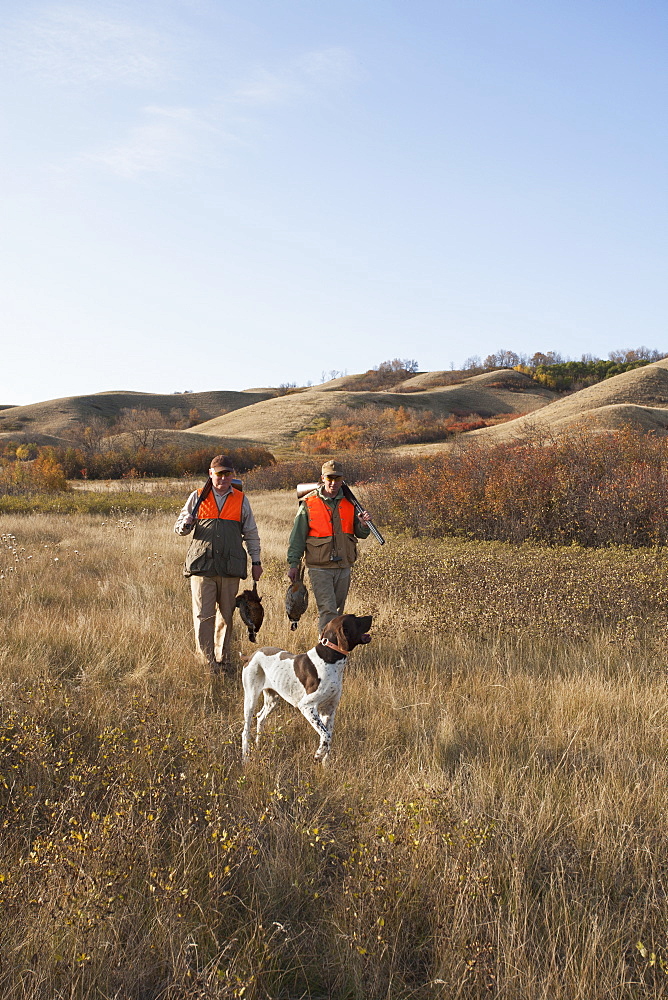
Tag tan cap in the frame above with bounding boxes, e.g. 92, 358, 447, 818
321, 459, 344, 478
210, 455, 235, 472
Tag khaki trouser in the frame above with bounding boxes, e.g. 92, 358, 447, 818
190, 575, 240, 666
308, 566, 352, 634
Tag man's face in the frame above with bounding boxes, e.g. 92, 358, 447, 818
210, 466, 234, 489
322, 474, 342, 497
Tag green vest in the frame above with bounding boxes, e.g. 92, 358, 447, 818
184, 517, 247, 579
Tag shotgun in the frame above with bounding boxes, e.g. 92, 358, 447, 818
296, 481, 385, 546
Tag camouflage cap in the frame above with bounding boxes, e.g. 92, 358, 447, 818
321, 459, 344, 478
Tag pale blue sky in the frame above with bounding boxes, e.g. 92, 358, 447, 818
1, 0, 666, 404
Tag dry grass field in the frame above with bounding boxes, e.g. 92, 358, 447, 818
2, 491, 668, 998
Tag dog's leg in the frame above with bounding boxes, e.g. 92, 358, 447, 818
297, 702, 332, 763
319, 705, 337, 739
241, 661, 264, 760
255, 689, 280, 747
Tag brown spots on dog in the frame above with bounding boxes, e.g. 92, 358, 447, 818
279, 651, 292, 660
258, 646, 283, 656
293, 652, 320, 694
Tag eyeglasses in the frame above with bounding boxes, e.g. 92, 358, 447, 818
324, 475, 342, 482
210, 469, 233, 476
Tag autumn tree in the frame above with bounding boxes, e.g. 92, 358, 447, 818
115, 408, 167, 449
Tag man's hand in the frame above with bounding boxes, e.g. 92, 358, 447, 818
183, 514, 195, 527
287, 567, 299, 582
252, 563, 263, 582
356, 509, 372, 525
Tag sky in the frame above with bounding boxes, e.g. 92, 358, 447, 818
1, 0, 666, 405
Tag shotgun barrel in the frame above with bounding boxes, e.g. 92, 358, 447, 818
341, 482, 385, 546
295, 481, 385, 546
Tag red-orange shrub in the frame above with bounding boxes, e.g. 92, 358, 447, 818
366, 427, 668, 546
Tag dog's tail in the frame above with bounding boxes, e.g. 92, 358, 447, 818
239, 652, 253, 667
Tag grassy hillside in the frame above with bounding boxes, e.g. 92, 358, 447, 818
0, 388, 277, 448
466, 357, 668, 443
0, 372, 556, 454
185, 371, 555, 451
5, 359, 668, 460
393, 357, 668, 455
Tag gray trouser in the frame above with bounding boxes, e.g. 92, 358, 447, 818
190, 575, 240, 665
308, 566, 352, 634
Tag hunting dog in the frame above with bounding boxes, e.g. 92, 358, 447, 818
241, 613, 373, 763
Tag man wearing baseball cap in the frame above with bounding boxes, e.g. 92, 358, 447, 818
287, 459, 371, 633
175, 455, 263, 672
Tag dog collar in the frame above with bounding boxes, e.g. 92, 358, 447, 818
318, 636, 349, 656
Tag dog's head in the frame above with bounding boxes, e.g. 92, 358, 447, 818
322, 613, 373, 653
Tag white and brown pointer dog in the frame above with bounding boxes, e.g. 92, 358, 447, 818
241, 613, 373, 763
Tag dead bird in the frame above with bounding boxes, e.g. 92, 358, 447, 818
285, 565, 309, 631
235, 582, 264, 642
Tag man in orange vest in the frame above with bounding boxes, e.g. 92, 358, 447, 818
287, 459, 372, 633
175, 455, 263, 673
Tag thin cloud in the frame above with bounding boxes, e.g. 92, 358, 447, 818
297, 47, 359, 89
232, 46, 358, 107
8, 5, 169, 86
232, 68, 299, 106
144, 105, 218, 132
80, 103, 242, 177
79, 45, 358, 178
82, 111, 196, 177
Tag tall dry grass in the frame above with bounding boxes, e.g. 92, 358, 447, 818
1, 496, 668, 998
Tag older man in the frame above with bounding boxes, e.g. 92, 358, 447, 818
287, 459, 371, 633
175, 455, 262, 672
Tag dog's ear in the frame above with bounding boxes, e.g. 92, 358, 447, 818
334, 619, 351, 651
335, 616, 363, 651
321, 616, 348, 651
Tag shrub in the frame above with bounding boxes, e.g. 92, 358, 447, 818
34, 444, 275, 480
0, 454, 69, 495
366, 426, 668, 547
15, 443, 38, 461
244, 453, 422, 491
344, 358, 419, 390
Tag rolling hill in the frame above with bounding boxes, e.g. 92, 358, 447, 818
0, 389, 277, 448
4, 361, 668, 457
465, 358, 668, 443
168, 369, 556, 452
393, 359, 668, 455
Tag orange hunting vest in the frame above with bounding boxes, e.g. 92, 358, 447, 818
305, 495, 355, 537
196, 487, 244, 521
